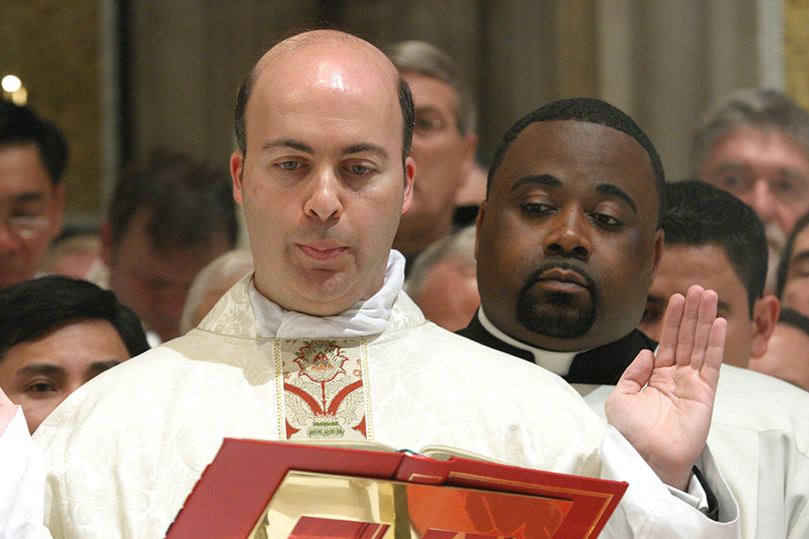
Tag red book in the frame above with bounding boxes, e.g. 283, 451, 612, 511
165, 439, 626, 539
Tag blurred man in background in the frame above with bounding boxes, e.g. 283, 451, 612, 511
101, 151, 238, 344
404, 225, 479, 331
639, 181, 779, 370
692, 88, 809, 292
0, 101, 68, 288
386, 41, 478, 274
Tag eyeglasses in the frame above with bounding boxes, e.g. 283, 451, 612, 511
709, 170, 809, 210
5, 215, 51, 239
413, 113, 459, 139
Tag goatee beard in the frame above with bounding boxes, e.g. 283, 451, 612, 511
516, 262, 598, 339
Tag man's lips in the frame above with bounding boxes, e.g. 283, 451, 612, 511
296, 243, 349, 262
536, 267, 588, 286
532, 267, 591, 292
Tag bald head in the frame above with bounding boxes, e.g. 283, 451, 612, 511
229, 28, 416, 316
235, 30, 414, 166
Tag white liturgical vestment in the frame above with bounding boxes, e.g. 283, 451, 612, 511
585, 364, 809, 539
24, 254, 739, 539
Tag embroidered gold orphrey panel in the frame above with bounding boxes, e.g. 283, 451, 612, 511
274, 339, 372, 441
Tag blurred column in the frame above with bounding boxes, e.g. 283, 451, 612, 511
785, 0, 809, 108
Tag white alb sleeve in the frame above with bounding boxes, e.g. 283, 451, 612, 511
0, 407, 45, 539
597, 425, 740, 539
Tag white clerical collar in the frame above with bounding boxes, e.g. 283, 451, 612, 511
477, 308, 589, 376
249, 250, 406, 339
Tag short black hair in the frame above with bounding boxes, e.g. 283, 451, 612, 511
778, 307, 809, 336
0, 100, 69, 186
0, 275, 150, 361
107, 150, 238, 253
660, 180, 768, 317
487, 97, 665, 205
776, 210, 809, 299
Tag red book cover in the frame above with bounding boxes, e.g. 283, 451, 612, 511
165, 438, 626, 539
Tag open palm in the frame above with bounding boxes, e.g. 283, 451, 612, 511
605, 285, 726, 490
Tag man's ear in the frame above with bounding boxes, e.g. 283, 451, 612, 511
99, 221, 114, 266
474, 200, 486, 261
457, 132, 479, 189
231, 150, 245, 206
751, 294, 780, 359
649, 229, 665, 285
46, 183, 66, 241
402, 156, 416, 214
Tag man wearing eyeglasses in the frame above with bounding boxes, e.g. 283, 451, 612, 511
0, 101, 67, 289
385, 41, 478, 275
693, 89, 809, 293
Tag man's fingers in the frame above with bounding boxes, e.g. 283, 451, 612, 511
703, 316, 726, 384
674, 285, 704, 366
657, 292, 685, 366
689, 288, 719, 370
613, 349, 656, 397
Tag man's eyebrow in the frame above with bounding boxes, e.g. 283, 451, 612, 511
509, 174, 561, 193
87, 360, 122, 377
260, 139, 314, 154
596, 183, 638, 213
343, 143, 389, 161
17, 363, 65, 378
258, 140, 389, 161
790, 250, 809, 268
9, 192, 47, 203
712, 161, 750, 172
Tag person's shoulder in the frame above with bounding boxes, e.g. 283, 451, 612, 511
33, 335, 235, 443
717, 363, 809, 400
714, 364, 809, 435
34, 345, 189, 432
407, 320, 577, 389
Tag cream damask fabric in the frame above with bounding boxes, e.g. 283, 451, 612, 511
30, 275, 741, 539
34, 276, 603, 539
585, 364, 809, 539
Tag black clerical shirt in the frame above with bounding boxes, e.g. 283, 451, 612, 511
457, 310, 657, 385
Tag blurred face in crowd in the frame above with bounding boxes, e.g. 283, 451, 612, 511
700, 127, 809, 290
639, 244, 778, 368
476, 120, 663, 351
750, 322, 809, 392
412, 258, 479, 332
393, 72, 476, 254
231, 33, 414, 316
0, 143, 64, 288
0, 320, 130, 433
103, 209, 231, 342
779, 224, 809, 317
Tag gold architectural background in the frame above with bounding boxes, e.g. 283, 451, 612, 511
0, 0, 101, 217
1, 0, 808, 222
786, 0, 809, 109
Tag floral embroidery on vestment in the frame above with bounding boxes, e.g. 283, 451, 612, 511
274, 338, 371, 441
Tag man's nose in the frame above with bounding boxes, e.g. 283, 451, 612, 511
154, 286, 190, 317
0, 221, 22, 253
303, 168, 344, 222
746, 179, 776, 222
543, 208, 591, 260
